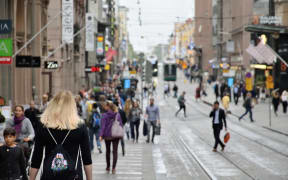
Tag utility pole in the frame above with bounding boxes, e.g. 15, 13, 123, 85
217, 0, 223, 78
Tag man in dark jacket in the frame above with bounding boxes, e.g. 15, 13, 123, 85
175, 91, 187, 117
239, 92, 254, 122
24, 101, 41, 132
209, 101, 227, 152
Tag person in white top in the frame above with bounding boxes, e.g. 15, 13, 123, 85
281, 90, 288, 114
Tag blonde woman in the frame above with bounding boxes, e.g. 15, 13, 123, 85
29, 91, 92, 180
99, 101, 123, 174
124, 98, 132, 139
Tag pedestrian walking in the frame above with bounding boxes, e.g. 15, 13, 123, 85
75, 95, 83, 117
239, 93, 255, 122
233, 83, 240, 105
129, 101, 142, 143
175, 91, 187, 117
24, 100, 41, 132
39, 94, 49, 113
124, 98, 132, 140
87, 103, 102, 154
173, 84, 178, 98
113, 101, 127, 156
6, 105, 35, 161
164, 84, 169, 98
145, 98, 160, 144
272, 91, 280, 116
29, 91, 92, 180
220, 82, 226, 99
214, 82, 219, 101
0, 128, 28, 180
99, 101, 123, 174
281, 90, 288, 114
222, 93, 230, 114
209, 101, 227, 152
260, 86, 266, 102
195, 86, 201, 102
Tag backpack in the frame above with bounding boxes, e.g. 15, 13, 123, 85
41, 129, 80, 180
92, 112, 101, 129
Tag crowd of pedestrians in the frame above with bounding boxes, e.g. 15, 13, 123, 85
0, 75, 163, 179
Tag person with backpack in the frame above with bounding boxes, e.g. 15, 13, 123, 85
175, 91, 187, 117
129, 101, 142, 143
87, 103, 102, 154
0, 128, 28, 180
29, 91, 92, 180
99, 101, 123, 174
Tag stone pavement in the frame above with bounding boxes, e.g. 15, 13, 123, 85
177, 71, 288, 135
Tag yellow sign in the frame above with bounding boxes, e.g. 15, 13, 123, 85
182, 62, 187, 69
130, 70, 137, 74
266, 75, 274, 89
223, 69, 229, 73
245, 78, 253, 91
97, 36, 104, 42
104, 65, 110, 70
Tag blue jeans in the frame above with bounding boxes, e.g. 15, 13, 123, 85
239, 107, 254, 121
89, 127, 101, 151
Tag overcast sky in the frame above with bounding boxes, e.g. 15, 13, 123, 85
119, 0, 195, 53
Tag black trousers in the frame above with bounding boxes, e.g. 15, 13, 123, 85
175, 105, 186, 116
105, 138, 120, 169
130, 120, 140, 141
234, 93, 239, 105
282, 101, 287, 114
213, 124, 224, 149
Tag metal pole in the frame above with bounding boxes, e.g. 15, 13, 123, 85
269, 90, 272, 127
12, 11, 62, 58
44, 26, 87, 61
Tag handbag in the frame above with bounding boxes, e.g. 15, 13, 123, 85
143, 121, 148, 136
224, 132, 230, 144
155, 124, 161, 136
111, 113, 124, 138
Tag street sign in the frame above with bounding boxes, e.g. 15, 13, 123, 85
0, 20, 12, 34
44, 61, 58, 69
16, 56, 41, 68
62, 0, 74, 44
0, 57, 12, 64
0, 39, 12, 56
245, 77, 253, 91
266, 75, 274, 89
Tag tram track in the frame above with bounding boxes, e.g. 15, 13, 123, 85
186, 100, 288, 159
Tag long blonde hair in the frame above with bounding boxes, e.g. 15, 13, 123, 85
124, 98, 132, 117
41, 91, 83, 130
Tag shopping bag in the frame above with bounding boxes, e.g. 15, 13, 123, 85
111, 114, 124, 138
155, 124, 161, 136
224, 132, 230, 144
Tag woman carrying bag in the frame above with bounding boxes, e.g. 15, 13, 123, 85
99, 101, 123, 174
129, 101, 142, 143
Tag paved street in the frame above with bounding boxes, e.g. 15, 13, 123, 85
88, 70, 288, 180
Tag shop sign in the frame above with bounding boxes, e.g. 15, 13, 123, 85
0, 39, 12, 56
62, 0, 74, 43
104, 64, 110, 71
0, 57, 12, 64
130, 70, 137, 75
85, 13, 95, 51
96, 33, 105, 57
16, 56, 41, 68
226, 40, 235, 53
266, 75, 274, 89
246, 77, 253, 91
0, 20, 12, 34
0, 96, 5, 106
260, 16, 282, 25
44, 61, 58, 69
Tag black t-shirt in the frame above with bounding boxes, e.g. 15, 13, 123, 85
31, 123, 92, 180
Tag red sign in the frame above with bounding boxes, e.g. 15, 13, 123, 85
0, 56, 12, 64
106, 48, 117, 62
91, 66, 101, 72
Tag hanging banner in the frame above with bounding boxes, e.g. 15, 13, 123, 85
62, 0, 74, 44
86, 13, 95, 51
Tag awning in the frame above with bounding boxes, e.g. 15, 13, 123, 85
245, 24, 288, 34
105, 48, 117, 62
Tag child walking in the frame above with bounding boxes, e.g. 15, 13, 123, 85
0, 128, 28, 180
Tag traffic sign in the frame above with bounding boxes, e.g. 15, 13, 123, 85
16, 56, 41, 68
0, 39, 12, 56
